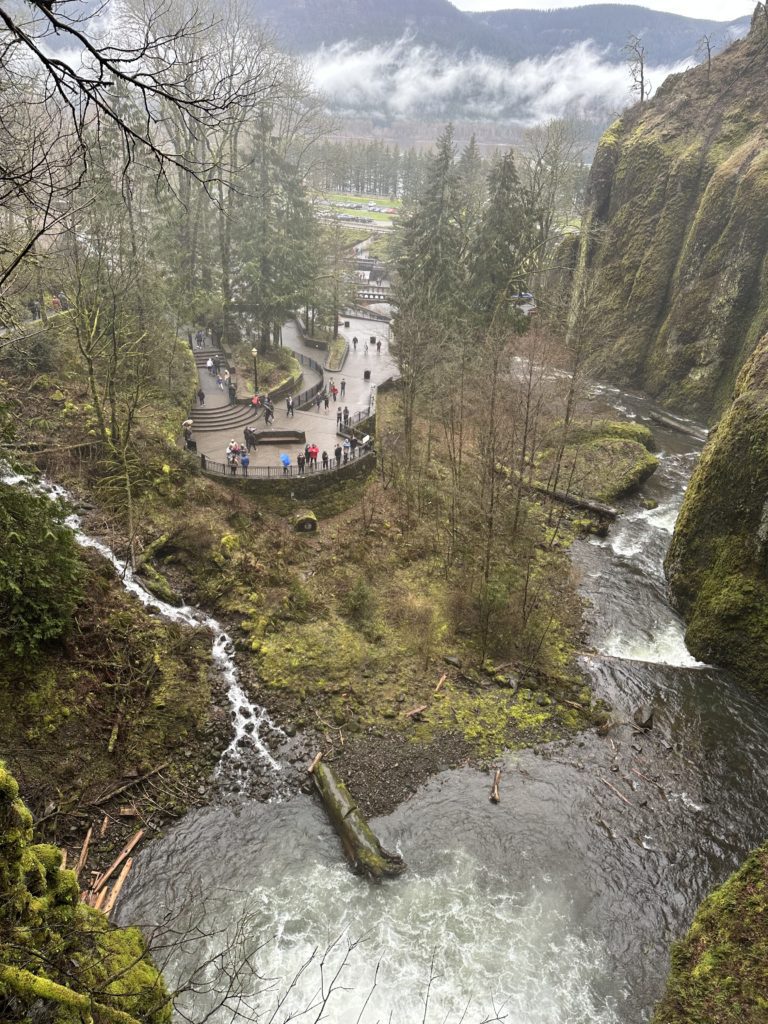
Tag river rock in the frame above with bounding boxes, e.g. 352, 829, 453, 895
443, 655, 462, 668
633, 704, 654, 730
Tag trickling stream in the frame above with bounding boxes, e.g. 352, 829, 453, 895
9, 375, 768, 1023
0, 468, 285, 787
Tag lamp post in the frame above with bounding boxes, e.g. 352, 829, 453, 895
251, 346, 259, 393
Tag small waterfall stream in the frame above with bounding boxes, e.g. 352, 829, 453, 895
0, 467, 284, 787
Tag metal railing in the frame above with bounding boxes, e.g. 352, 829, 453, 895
200, 447, 375, 480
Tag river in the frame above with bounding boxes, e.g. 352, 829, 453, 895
112, 384, 768, 1024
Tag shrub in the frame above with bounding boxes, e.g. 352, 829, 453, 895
341, 576, 377, 626
0, 482, 83, 656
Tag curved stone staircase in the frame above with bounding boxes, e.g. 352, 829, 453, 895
190, 349, 262, 437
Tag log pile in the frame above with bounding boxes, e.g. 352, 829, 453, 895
80, 829, 144, 918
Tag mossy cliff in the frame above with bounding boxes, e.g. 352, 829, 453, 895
653, 842, 768, 1024
577, 5, 768, 419
665, 330, 768, 686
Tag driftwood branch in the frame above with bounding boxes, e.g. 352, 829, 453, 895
91, 763, 169, 806
598, 776, 633, 807
92, 829, 145, 893
649, 411, 706, 440
74, 827, 92, 881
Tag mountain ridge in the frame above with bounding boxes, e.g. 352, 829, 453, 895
244, 0, 751, 64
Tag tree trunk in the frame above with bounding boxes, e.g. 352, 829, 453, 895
312, 760, 406, 882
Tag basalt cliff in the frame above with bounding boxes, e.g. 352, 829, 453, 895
577, 5, 768, 421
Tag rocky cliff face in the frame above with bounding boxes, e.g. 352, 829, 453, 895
578, 5, 768, 420
665, 330, 768, 686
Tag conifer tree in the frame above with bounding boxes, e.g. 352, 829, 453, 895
469, 150, 530, 320
396, 124, 465, 313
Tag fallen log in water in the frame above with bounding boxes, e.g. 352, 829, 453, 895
537, 484, 617, 520
311, 759, 406, 882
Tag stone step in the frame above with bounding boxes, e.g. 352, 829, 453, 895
192, 414, 259, 431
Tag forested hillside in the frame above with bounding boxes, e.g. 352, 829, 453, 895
244, 0, 749, 63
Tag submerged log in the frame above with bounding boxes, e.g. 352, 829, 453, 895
311, 760, 406, 882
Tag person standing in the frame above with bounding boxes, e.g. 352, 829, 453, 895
322, 450, 329, 470
376, 340, 382, 354
228, 381, 237, 405
206, 357, 214, 376
351, 436, 358, 458
334, 443, 342, 467
297, 451, 306, 476
197, 387, 205, 406
352, 337, 358, 351
315, 393, 322, 412
343, 406, 350, 427
340, 378, 346, 398
336, 407, 343, 429
343, 438, 351, 463
324, 393, 330, 411
241, 452, 250, 477
287, 396, 295, 417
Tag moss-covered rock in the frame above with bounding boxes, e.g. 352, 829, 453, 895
537, 420, 659, 503
576, 11, 768, 419
0, 762, 170, 1024
653, 841, 768, 1024
666, 331, 768, 685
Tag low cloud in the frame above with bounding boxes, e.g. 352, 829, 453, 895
309, 37, 691, 123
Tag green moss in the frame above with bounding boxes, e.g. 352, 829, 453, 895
563, 419, 658, 451
579, 23, 768, 418
424, 683, 572, 757
0, 762, 171, 1024
653, 842, 768, 1024
666, 331, 768, 686
538, 430, 658, 503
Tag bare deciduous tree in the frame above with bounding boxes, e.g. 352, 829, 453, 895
623, 34, 651, 105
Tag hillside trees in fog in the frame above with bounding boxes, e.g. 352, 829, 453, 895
308, 138, 432, 199
0, 0, 334, 341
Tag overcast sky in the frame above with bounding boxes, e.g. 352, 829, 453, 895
454, 1, 755, 18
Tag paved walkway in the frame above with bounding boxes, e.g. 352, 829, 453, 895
190, 315, 396, 472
